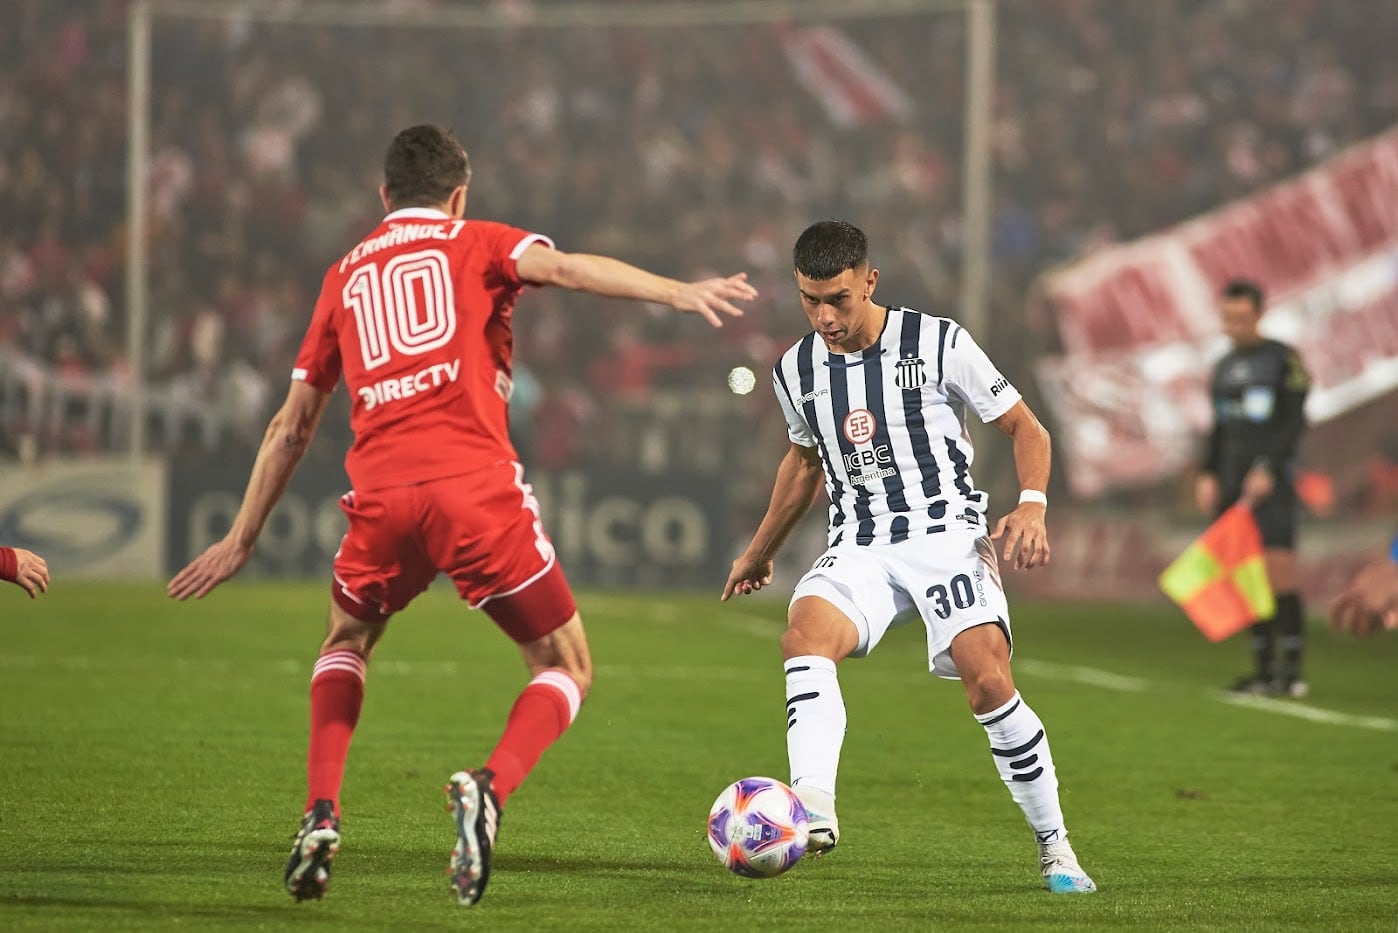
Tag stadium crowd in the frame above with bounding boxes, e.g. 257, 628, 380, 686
1, 0, 1395, 506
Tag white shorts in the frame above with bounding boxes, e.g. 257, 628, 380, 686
789, 532, 1011, 679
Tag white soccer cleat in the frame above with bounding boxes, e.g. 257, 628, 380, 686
445, 769, 501, 907
792, 784, 840, 857
284, 800, 340, 902
1039, 837, 1097, 894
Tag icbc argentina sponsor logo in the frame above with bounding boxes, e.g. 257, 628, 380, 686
843, 409, 876, 444
841, 409, 895, 485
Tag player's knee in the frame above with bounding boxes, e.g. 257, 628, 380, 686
561, 656, 593, 700
320, 632, 373, 658
780, 624, 808, 659
523, 615, 593, 699
963, 670, 1014, 714
321, 607, 384, 658
783, 597, 860, 661
780, 622, 849, 663
526, 659, 591, 704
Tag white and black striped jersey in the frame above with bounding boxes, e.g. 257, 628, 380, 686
773, 306, 1021, 548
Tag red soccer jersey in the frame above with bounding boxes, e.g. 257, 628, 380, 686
292, 207, 552, 492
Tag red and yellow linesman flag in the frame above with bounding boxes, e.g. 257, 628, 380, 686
1159, 504, 1275, 642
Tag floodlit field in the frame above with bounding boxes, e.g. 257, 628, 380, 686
2, 583, 1396, 931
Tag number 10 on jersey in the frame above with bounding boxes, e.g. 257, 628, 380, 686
343, 249, 456, 370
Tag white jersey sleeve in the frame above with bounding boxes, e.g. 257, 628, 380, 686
773, 367, 817, 447
942, 325, 1021, 423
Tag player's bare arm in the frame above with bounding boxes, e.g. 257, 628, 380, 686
514, 243, 757, 328
722, 443, 824, 601
989, 400, 1052, 571
168, 381, 332, 600
1, 546, 50, 598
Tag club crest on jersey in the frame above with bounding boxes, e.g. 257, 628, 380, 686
843, 408, 877, 444
894, 357, 927, 390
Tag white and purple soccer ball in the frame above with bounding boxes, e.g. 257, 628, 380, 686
706, 776, 809, 878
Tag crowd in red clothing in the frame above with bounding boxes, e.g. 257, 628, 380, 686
1, 0, 1394, 494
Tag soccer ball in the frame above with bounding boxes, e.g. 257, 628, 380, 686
706, 776, 809, 878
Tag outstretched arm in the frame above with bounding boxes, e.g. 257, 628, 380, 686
514, 244, 757, 328
722, 443, 824, 600
168, 380, 332, 600
988, 400, 1052, 571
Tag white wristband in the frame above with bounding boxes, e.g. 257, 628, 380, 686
1018, 489, 1048, 507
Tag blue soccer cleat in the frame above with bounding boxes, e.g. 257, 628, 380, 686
792, 783, 840, 857
1039, 836, 1097, 894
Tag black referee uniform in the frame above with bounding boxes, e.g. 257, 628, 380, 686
1203, 337, 1310, 691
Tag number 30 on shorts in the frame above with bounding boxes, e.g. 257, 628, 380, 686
926, 574, 975, 619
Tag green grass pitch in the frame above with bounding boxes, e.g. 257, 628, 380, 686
2, 582, 1396, 931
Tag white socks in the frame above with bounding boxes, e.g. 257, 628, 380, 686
975, 691, 1068, 844
782, 662, 1069, 844
784, 656, 846, 797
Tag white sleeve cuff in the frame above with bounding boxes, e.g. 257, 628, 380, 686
979, 388, 1021, 423
509, 233, 554, 260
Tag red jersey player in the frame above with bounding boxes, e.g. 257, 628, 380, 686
167, 125, 756, 907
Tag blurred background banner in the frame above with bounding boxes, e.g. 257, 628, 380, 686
166, 446, 728, 587
166, 445, 349, 579
777, 23, 916, 128
530, 469, 729, 588
1037, 129, 1398, 499
0, 458, 166, 579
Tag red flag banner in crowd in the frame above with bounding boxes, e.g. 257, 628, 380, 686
1034, 128, 1398, 498
777, 25, 913, 128
1158, 504, 1275, 642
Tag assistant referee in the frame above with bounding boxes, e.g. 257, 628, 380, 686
1195, 280, 1311, 697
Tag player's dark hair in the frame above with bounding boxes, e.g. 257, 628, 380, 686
793, 220, 869, 280
1221, 278, 1264, 312
383, 124, 471, 209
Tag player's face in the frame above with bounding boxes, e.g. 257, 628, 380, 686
796, 265, 880, 351
1220, 296, 1262, 345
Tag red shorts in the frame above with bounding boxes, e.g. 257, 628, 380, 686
330, 461, 576, 642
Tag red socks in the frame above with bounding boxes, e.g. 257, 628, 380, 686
305, 650, 367, 815
485, 671, 582, 806
302, 657, 580, 814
